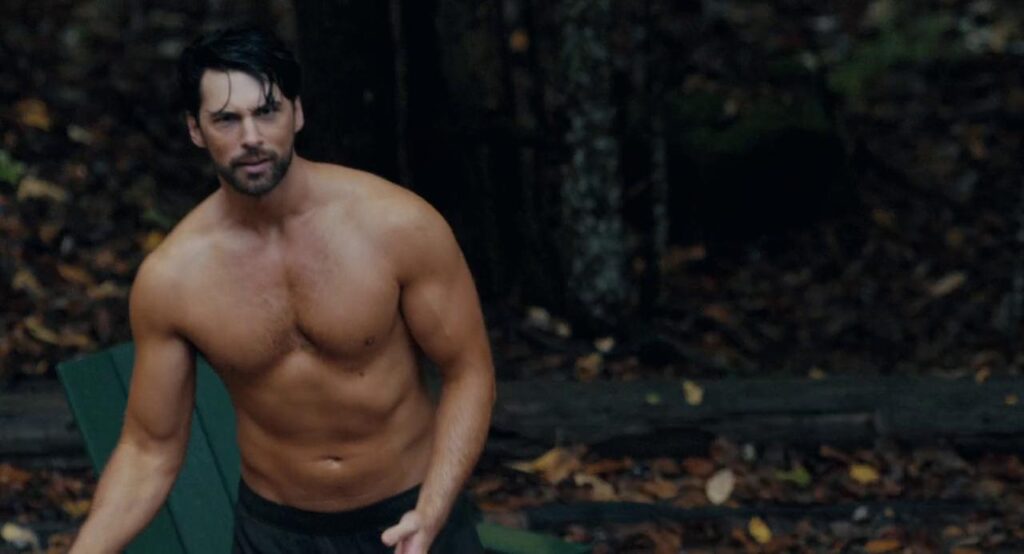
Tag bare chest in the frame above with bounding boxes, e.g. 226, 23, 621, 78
183, 237, 400, 374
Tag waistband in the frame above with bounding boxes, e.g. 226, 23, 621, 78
236, 479, 420, 535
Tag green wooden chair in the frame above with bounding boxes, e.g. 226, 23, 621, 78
57, 343, 587, 554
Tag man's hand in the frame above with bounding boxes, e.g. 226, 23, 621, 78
381, 510, 438, 554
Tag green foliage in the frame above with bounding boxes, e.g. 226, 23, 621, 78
671, 93, 832, 158
0, 149, 25, 186
476, 522, 591, 554
828, 12, 960, 101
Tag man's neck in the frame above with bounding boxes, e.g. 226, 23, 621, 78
218, 156, 314, 231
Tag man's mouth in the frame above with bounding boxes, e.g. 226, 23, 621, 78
234, 157, 272, 173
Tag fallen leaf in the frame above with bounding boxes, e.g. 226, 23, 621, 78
950, 547, 982, 554
864, 538, 902, 553
650, 457, 680, 476
808, 367, 827, 380
849, 463, 881, 484
775, 464, 812, 488
573, 472, 617, 501
507, 446, 582, 484
15, 98, 51, 130
470, 476, 503, 496
928, 272, 966, 298
87, 281, 128, 301
554, 320, 572, 338
748, 516, 772, 544
17, 176, 67, 202
1, 522, 40, 551
644, 526, 682, 554
524, 306, 550, 328
974, 368, 991, 384
11, 269, 45, 296
583, 457, 633, 475
61, 499, 91, 519
819, 445, 852, 463
641, 477, 680, 500
942, 525, 964, 539
139, 231, 165, 253
38, 223, 62, 244
593, 336, 615, 353
57, 264, 96, 287
645, 392, 662, 405
574, 353, 602, 382
682, 380, 704, 405
46, 530, 75, 553
58, 329, 95, 349
23, 317, 61, 345
1006, 394, 1019, 406
0, 464, 32, 491
66, 124, 96, 145
682, 457, 716, 478
706, 468, 735, 505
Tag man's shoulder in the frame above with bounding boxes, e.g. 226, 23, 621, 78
315, 163, 448, 240
132, 197, 221, 299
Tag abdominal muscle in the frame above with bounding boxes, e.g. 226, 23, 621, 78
220, 349, 437, 512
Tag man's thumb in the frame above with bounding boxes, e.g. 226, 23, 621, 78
381, 511, 421, 546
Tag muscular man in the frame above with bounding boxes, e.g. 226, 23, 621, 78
69, 28, 494, 553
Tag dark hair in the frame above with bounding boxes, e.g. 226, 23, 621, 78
177, 27, 301, 117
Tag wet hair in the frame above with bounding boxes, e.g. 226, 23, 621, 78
177, 27, 301, 118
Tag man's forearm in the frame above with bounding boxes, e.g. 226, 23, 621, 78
70, 440, 182, 554
415, 369, 495, 532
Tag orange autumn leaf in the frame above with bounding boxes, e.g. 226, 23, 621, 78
864, 538, 902, 553
748, 516, 772, 544
507, 447, 582, 484
849, 463, 881, 484
641, 477, 680, 500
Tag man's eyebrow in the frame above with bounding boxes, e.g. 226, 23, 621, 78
206, 108, 236, 117
253, 98, 282, 111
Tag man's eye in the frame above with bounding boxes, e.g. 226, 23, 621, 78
213, 115, 238, 124
256, 105, 279, 117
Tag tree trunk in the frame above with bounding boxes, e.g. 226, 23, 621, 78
396, 0, 504, 297
292, 0, 399, 181
558, 0, 629, 330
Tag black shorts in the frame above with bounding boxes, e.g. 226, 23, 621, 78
232, 480, 484, 553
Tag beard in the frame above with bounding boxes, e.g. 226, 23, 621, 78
215, 147, 293, 197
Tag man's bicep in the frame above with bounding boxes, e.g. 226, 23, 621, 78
398, 217, 490, 373
122, 263, 197, 448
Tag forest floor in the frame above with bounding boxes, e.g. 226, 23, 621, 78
4, 0, 1024, 552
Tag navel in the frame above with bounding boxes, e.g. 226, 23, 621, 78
319, 455, 344, 469
363, 336, 375, 347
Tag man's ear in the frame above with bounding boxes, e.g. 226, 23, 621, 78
293, 97, 305, 133
186, 113, 207, 148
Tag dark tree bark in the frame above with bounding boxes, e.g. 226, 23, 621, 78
292, 1, 399, 181
640, 0, 670, 311
558, 0, 630, 329
396, 0, 503, 297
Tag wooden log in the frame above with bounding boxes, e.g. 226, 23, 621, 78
516, 498, 983, 529
489, 377, 1024, 457
5, 376, 1024, 462
0, 382, 89, 467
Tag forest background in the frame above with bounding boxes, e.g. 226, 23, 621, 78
2, 0, 1024, 552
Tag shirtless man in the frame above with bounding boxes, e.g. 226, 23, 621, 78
69, 28, 494, 553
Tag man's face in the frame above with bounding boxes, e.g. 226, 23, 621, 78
187, 70, 304, 197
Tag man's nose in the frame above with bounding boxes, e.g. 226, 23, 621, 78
240, 117, 262, 147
